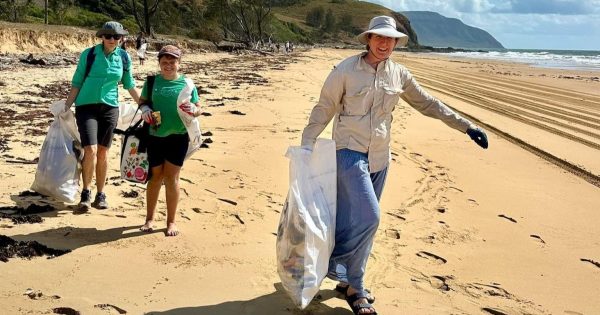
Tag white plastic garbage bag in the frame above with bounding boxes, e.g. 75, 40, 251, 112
276, 139, 337, 309
137, 43, 147, 59
31, 100, 82, 203
116, 102, 141, 132
176, 77, 202, 160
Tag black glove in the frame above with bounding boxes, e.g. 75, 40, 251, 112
467, 127, 488, 149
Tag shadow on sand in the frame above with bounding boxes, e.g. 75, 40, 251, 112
9, 225, 152, 251
146, 283, 352, 315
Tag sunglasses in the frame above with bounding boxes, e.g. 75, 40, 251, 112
103, 34, 122, 40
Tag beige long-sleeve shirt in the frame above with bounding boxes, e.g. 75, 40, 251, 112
301, 53, 475, 173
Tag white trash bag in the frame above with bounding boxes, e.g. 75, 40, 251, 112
276, 138, 337, 309
116, 101, 141, 132
137, 42, 148, 59
31, 100, 82, 203
176, 77, 202, 160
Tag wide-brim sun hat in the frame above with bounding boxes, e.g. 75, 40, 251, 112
357, 16, 408, 47
96, 21, 128, 37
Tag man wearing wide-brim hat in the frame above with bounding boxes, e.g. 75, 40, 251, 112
300, 15, 489, 315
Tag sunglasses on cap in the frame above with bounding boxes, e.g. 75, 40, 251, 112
103, 34, 122, 40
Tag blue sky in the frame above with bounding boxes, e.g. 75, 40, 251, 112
364, 0, 600, 50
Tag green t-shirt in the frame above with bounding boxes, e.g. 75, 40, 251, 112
72, 44, 135, 107
141, 74, 199, 137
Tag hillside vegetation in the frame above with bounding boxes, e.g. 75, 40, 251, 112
0, 0, 419, 47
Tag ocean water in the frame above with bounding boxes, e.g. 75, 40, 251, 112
438, 49, 600, 72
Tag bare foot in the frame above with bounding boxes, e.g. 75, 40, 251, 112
140, 220, 154, 232
165, 222, 179, 237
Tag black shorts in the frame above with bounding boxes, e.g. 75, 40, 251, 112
75, 103, 119, 148
147, 133, 189, 168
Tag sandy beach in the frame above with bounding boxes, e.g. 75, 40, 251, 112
1, 40, 599, 315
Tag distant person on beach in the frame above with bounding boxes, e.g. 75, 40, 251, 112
138, 45, 201, 237
64, 21, 140, 212
120, 35, 129, 50
136, 32, 147, 65
300, 15, 489, 315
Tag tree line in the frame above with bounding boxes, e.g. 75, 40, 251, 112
0, 0, 369, 47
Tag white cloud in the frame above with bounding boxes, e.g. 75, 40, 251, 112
363, 0, 600, 50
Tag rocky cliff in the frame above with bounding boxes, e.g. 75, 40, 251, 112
402, 11, 504, 50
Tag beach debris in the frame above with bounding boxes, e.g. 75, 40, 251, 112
24, 288, 60, 300
24, 288, 43, 299
203, 138, 213, 144
18, 190, 42, 197
229, 110, 246, 115
201, 131, 213, 137
94, 303, 127, 314
0, 214, 43, 224
200, 112, 212, 116
0, 235, 71, 262
208, 102, 225, 107
204, 189, 216, 194
529, 234, 546, 244
29, 81, 71, 99
217, 198, 237, 206
52, 307, 80, 315
232, 214, 245, 224
498, 214, 517, 223
436, 207, 446, 213
0, 137, 9, 152
4, 157, 38, 164
580, 258, 600, 269
19, 54, 47, 66
120, 190, 139, 198
416, 251, 447, 264
0, 204, 54, 215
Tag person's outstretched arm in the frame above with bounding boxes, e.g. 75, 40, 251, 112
301, 68, 344, 148
400, 68, 488, 149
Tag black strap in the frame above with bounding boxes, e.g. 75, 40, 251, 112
145, 75, 155, 108
83, 46, 129, 82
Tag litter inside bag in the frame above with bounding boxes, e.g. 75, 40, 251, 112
31, 100, 82, 203
276, 139, 336, 309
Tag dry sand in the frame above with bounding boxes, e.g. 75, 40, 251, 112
0, 38, 599, 315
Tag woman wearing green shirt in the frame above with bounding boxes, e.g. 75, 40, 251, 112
64, 21, 140, 212
138, 45, 201, 237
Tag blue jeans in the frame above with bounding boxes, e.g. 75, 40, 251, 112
327, 149, 388, 298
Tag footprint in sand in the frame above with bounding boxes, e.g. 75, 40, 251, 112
580, 258, 600, 269
482, 307, 508, 315
430, 275, 451, 291
530, 234, 546, 244
467, 199, 479, 206
385, 229, 400, 239
417, 251, 447, 264
498, 214, 517, 223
